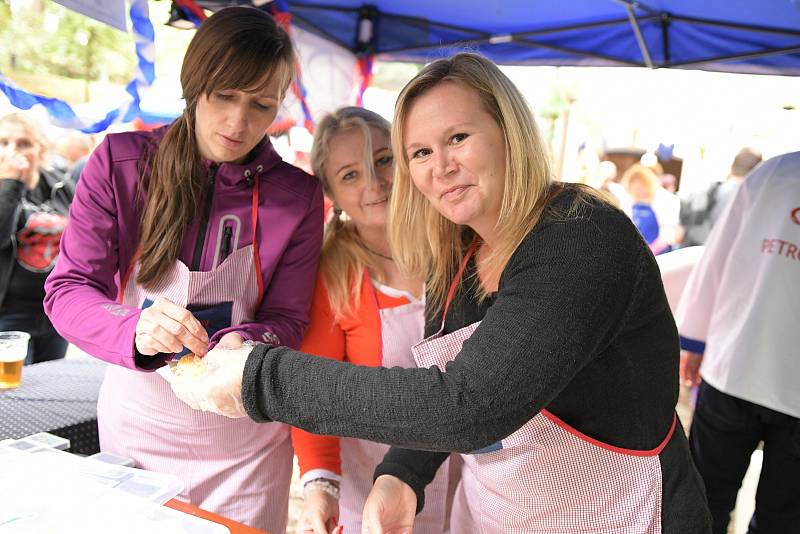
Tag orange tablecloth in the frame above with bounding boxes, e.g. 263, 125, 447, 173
165, 499, 268, 534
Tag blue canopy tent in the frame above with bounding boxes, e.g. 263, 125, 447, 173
193, 0, 800, 74
5, 0, 799, 132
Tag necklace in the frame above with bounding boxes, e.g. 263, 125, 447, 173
360, 241, 393, 261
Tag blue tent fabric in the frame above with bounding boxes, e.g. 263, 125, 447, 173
260, 0, 800, 74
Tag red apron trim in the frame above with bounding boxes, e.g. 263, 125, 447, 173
251, 180, 263, 304
441, 239, 480, 327
117, 179, 263, 304
540, 409, 677, 457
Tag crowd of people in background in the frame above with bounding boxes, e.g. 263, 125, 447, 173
584, 146, 764, 256
1, 7, 797, 534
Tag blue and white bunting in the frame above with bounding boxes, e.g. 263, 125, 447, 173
0, 0, 157, 133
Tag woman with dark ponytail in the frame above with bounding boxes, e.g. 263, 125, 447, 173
44, 7, 323, 531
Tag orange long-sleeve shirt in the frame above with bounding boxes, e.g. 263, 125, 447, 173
292, 269, 412, 478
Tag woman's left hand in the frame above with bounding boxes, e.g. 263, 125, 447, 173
362, 475, 416, 534
216, 332, 244, 349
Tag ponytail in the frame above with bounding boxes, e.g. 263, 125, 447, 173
136, 112, 206, 288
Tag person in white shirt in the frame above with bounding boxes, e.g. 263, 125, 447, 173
675, 151, 800, 534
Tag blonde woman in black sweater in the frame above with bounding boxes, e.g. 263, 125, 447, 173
193, 53, 711, 533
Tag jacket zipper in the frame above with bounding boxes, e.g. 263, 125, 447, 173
191, 164, 218, 271
219, 224, 233, 264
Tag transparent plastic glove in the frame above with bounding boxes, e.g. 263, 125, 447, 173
158, 341, 254, 418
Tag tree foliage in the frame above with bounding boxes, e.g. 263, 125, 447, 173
1, 0, 135, 83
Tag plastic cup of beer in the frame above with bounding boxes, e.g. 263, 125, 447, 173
0, 331, 30, 390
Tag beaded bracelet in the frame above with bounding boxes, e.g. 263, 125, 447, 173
303, 477, 340, 500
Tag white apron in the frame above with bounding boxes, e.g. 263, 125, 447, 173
412, 243, 677, 534
97, 182, 293, 533
337, 271, 454, 533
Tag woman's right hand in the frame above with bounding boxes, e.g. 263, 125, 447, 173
134, 297, 209, 356
0, 149, 31, 183
297, 486, 340, 534
362, 475, 416, 534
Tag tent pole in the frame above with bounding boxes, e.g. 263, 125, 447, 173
625, 5, 654, 68
515, 16, 658, 38
659, 14, 671, 64
666, 45, 800, 69
511, 39, 643, 67
669, 14, 800, 37
556, 95, 573, 181
378, 37, 640, 66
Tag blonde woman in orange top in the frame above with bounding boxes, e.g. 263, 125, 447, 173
294, 107, 455, 534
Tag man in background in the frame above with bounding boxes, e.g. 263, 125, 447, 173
676, 151, 799, 533
679, 147, 762, 247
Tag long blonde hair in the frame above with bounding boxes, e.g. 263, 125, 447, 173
137, 7, 294, 288
310, 107, 392, 319
388, 53, 596, 316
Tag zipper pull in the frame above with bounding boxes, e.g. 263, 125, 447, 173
220, 225, 233, 262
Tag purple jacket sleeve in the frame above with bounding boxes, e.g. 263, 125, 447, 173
210, 184, 323, 350
43, 138, 143, 369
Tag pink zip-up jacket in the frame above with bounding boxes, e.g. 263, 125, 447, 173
44, 126, 323, 370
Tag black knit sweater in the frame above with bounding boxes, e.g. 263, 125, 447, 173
243, 190, 711, 532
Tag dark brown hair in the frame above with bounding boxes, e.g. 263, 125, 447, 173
137, 7, 294, 287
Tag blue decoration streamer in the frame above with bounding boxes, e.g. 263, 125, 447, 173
0, 0, 156, 133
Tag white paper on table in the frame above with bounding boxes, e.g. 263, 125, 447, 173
0, 444, 229, 534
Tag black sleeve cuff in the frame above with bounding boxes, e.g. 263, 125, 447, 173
373, 448, 450, 515
373, 461, 427, 514
242, 343, 276, 423
133, 350, 169, 371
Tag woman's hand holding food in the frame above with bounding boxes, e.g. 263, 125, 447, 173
168, 342, 252, 418
195, 343, 249, 417
135, 297, 209, 357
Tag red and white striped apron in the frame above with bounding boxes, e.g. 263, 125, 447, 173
412, 244, 676, 533
337, 272, 455, 533
97, 182, 293, 533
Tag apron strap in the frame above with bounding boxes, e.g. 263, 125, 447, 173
117, 175, 264, 305
251, 179, 264, 304
440, 239, 480, 329
117, 248, 140, 304
363, 268, 384, 362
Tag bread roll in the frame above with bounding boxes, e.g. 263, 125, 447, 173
173, 354, 208, 379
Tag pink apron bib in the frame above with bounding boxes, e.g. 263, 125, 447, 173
97, 181, 293, 533
338, 272, 455, 533
412, 243, 676, 533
